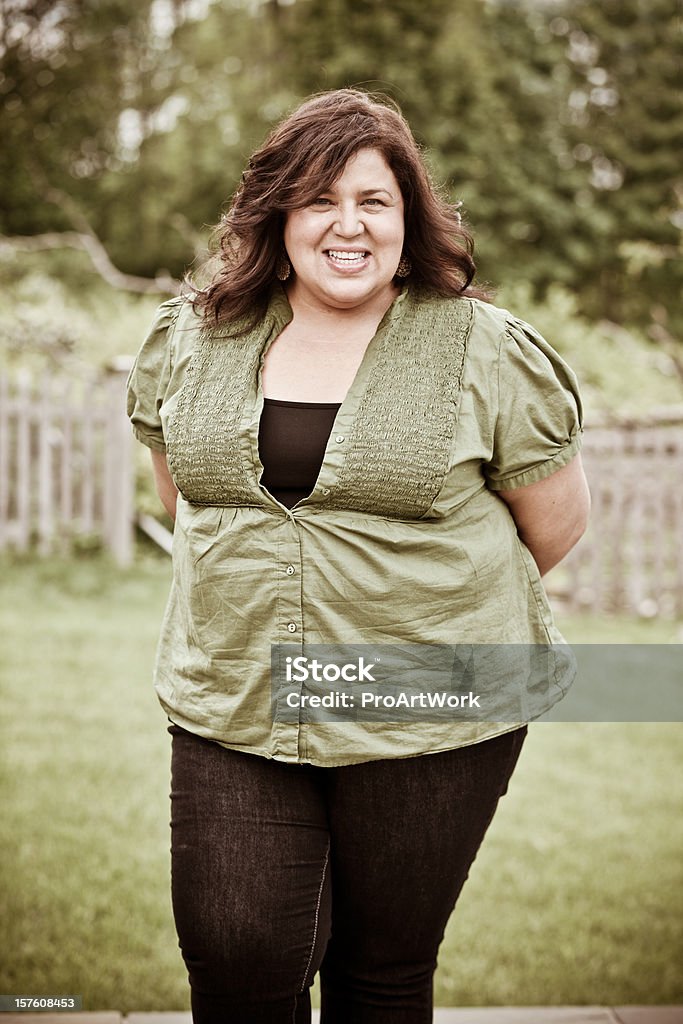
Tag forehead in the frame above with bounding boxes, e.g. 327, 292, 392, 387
330, 148, 400, 191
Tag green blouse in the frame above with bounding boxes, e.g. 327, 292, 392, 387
127, 286, 583, 766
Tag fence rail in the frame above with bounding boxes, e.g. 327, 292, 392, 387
1, 366, 682, 615
0, 359, 134, 566
547, 411, 683, 618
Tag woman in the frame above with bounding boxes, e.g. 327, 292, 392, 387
127, 89, 590, 1023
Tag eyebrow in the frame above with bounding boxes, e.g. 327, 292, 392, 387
359, 188, 394, 197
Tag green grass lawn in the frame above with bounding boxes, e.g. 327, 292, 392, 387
1, 553, 681, 1010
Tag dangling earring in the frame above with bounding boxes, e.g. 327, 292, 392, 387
276, 251, 291, 282
396, 255, 412, 279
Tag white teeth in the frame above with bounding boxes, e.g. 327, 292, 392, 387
327, 250, 367, 261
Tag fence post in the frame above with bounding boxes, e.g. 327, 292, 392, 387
0, 374, 8, 550
15, 370, 32, 552
37, 372, 55, 555
103, 357, 135, 567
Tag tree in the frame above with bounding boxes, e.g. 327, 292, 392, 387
100, 0, 298, 276
279, 0, 590, 295
557, 0, 683, 330
1, 0, 679, 336
0, 0, 248, 277
0, 0, 159, 230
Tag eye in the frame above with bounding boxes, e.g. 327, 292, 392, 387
363, 197, 386, 207
311, 197, 333, 207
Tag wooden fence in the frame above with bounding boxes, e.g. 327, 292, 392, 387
1, 365, 682, 614
0, 359, 134, 566
546, 409, 683, 618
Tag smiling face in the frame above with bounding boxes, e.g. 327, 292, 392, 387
282, 148, 405, 316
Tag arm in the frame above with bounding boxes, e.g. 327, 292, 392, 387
151, 449, 179, 521
497, 453, 590, 577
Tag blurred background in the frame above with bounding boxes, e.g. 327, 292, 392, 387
0, 0, 682, 1012
1, 0, 682, 371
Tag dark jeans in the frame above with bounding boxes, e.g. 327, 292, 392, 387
169, 724, 527, 1024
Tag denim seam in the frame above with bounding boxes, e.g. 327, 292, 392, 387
299, 838, 330, 993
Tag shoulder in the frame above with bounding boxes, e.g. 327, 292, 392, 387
463, 297, 537, 350
141, 294, 198, 348
408, 293, 516, 367
463, 299, 568, 377
405, 289, 478, 330
414, 295, 579, 398
468, 297, 511, 334
165, 293, 204, 331
131, 295, 203, 382
410, 291, 513, 334
153, 293, 204, 359
150, 294, 188, 329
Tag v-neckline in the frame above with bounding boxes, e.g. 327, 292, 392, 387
252, 286, 408, 512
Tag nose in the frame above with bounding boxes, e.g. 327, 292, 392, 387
333, 201, 363, 238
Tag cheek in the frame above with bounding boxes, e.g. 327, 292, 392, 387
284, 212, 321, 248
283, 216, 303, 255
385, 213, 405, 248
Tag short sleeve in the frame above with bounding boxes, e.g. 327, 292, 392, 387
126, 298, 184, 452
484, 316, 584, 491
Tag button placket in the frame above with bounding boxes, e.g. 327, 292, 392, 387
277, 514, 304, 644
272, 516, 305, 755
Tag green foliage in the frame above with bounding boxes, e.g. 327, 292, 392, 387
277, 0, 583, 291
0, 250, 170, 526
0, 251, 161, 374
0, 0, 680, 337
554, 0, 683, 329
496, 282, 683, 417
0, 0, 159, 230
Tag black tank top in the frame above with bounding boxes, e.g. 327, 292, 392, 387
258, 398, 341, 508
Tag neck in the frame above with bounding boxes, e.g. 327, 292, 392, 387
284, 282, 401, 332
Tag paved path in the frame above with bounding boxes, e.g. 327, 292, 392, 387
2, 1008, 681, 1023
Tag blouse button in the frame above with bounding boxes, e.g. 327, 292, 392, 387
335, 435, 345, 443
320, 486, 330, 495
286, 565, 295, 575
287, 622, 297, 633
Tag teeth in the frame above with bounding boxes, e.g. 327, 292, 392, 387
327, 250, 366, 261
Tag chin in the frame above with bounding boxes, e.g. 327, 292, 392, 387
326, 293, 375, 310
322, 281, 387, 305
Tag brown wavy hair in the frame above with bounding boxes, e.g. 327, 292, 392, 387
193, 88, 484, 326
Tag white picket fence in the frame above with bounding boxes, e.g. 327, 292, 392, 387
0, 358, 134, 566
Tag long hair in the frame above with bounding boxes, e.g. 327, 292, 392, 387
194, 89, 483, 327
